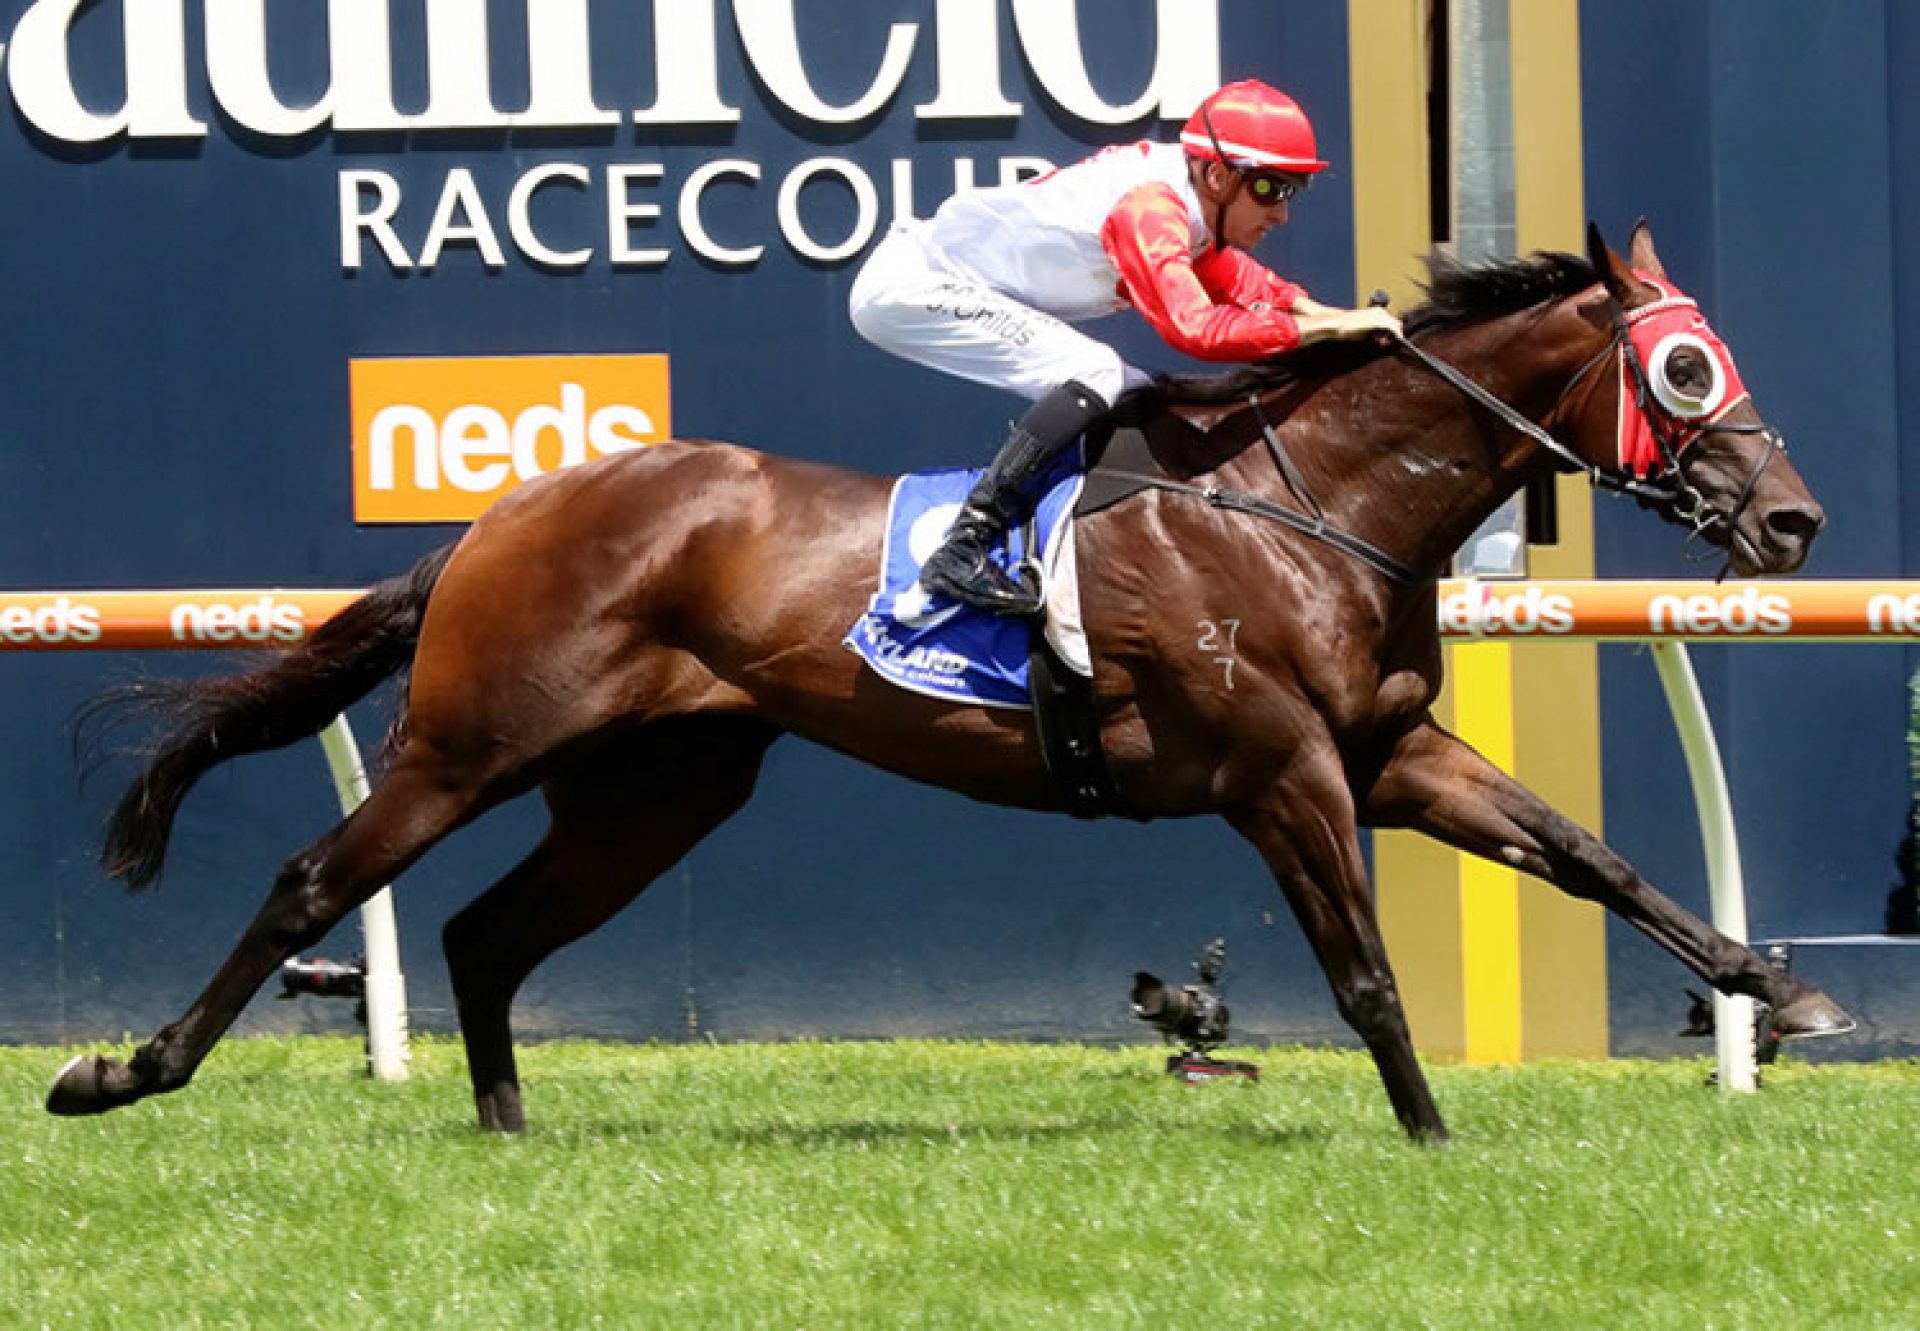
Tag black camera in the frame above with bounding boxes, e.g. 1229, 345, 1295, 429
1131, 937, 1231, 1049
278, 956, 367, 1001
1130, 938, 1258, 1082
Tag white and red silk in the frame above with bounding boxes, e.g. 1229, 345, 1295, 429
1100, 181, 1306, 362
1616, 272, 1751, 477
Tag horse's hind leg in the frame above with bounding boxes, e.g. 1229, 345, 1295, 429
1361, 719, 1854, 1036
48, 744, 495, 1116
444, 716, 779, 1132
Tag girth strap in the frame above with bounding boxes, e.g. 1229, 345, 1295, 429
1027, 633, 1123, 819
1017, 512, 1125, 819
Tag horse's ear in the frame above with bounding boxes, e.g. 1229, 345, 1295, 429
1627, 218, 1667, 281
1587, 220, 1648, 306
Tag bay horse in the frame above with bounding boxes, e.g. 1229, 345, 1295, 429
50, 222, 1851, 1143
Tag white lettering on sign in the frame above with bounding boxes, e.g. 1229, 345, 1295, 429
337, 155, 1053, 273
608, 165, 670, 268
0, 598, 103, 645
735, 0, 916, 125
1436, 587, 1577, 635
420, 169, 508, 271
778, 158, 882, 262
1011, 0, 1220, 125
1646, 589, 1794, 635
680, 161, 765, 265
509, 164, 594, 270
169, 598, 307, 645
1866, 593, 1920, 634
4, 0, 1220, 143
366, 383, 652, 496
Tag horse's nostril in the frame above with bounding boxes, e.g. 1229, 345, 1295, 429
1767, 504, 1825, 544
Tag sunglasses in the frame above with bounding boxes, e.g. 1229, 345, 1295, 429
1243, 171, 1306, 206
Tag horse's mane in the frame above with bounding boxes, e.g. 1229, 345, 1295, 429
1132, 248, 1599, 410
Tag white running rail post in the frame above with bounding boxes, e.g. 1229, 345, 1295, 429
1649, 642, 1757, 1093
315, 716, 410, 1082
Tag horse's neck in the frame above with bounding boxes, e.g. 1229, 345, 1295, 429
1176, 309, 1579, 582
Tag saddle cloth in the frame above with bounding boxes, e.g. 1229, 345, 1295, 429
843, 465, 1091, 709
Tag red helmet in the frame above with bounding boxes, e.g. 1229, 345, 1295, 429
1180, 80, 1327, 175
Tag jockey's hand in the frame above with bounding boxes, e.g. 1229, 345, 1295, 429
1294, 305, 1404, 346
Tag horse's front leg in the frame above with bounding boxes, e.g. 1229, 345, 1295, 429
1362, 719, 1853, 1037
1227, 748, 1450, 1143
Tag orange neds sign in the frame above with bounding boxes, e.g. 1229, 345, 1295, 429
350, 354, 672, 523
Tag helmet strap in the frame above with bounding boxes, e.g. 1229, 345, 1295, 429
1198, 103, 1244, 252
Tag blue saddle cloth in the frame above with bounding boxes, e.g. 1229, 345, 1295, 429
844, 463, 1083, 709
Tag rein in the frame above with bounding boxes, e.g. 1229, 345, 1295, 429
1102, 287, 1785, 586
1393, 332, 1641, 493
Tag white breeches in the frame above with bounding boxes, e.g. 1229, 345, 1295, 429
847, 225, 1151, 407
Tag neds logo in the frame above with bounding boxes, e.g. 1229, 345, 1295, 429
170, 598, 306, 645
1647, 588, 1793, 634
1437, 586, 1576, 635
1867, 593, 1920, 634
351, 354, 671, 523
0, 597, 102, 644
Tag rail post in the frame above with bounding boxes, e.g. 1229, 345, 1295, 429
1649, 642, 1757, 1093
315, 716, 410, 1082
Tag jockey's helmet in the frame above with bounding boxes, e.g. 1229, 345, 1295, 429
1180, 80, 1328, 175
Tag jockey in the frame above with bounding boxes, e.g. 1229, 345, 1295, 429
849, 79, 1403, 618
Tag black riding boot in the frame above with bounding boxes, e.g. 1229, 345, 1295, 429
920, 380, 1108, 617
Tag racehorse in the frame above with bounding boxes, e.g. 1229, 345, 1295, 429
49, 223, 1851, 1143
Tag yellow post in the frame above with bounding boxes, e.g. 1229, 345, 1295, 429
1352, 0, 1608, 1062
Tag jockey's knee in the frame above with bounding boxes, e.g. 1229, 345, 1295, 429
1064, 354, 1129, 409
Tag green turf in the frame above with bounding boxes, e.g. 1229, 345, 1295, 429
2, 1037, 1916, 1329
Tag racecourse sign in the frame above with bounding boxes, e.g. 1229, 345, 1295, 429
1, 0, 1221, 270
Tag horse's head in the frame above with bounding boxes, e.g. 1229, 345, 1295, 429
1561, 222, 1824, 576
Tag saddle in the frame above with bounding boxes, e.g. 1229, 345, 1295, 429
846, 403, 1267, 819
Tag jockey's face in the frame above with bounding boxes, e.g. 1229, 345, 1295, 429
1197, 160, 1296, 251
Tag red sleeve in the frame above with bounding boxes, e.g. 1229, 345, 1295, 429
1192, 245, 1308, 314
1099, 182, 1302, 361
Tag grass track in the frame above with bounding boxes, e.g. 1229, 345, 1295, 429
3, 1037, 1917, 1329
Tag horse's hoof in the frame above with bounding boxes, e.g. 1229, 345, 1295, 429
46, 1054, 139, 1116
1771, 989, 1856, 1039
475, 1086, 527, 1134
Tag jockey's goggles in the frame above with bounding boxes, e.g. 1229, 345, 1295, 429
1243, 171, 1307, 206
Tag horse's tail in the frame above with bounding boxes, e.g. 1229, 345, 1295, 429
91, 544, 457, 891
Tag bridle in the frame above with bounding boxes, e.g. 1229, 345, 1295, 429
1394, 290, 1790, 569
1604, 300, 1788, 566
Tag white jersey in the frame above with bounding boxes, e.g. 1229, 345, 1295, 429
849, 139, 1305, 406
918, 141, 1210, 322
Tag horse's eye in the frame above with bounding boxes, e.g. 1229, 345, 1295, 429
1664, 345, 1714, 397
1647, 334, 1726, 418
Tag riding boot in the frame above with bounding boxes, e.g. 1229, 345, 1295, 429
920, 380, 1108, 617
